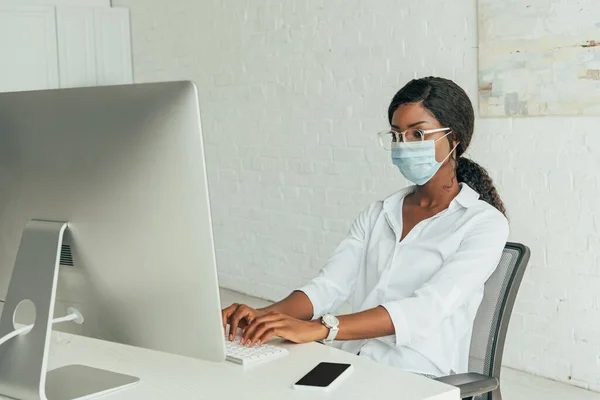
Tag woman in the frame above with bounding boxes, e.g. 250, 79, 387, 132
221, 77, 509, 377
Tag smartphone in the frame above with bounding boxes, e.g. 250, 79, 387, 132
292, 362, 353, 392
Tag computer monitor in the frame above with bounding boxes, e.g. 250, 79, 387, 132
0, 81, 226, 363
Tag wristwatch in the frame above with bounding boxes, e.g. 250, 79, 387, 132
321, 314, 340, 343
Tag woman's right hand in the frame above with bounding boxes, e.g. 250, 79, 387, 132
221, 303, 267, 340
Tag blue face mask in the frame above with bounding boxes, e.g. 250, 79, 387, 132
391, 133, 458, 186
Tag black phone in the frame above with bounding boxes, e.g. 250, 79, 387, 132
292, 362, 353, 391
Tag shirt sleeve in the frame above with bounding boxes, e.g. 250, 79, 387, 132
380, 210, 509, 347
297, 203, 379, 319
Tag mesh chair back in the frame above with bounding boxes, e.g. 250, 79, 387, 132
468, 243, 530, 400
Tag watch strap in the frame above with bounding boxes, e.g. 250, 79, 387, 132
324, 325, 339, 342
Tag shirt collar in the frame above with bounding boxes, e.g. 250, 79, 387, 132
382, 183, 480, 236
383, 183, 481, 215
454, 183, 480, 208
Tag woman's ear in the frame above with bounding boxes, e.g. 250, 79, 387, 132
451, 132, 460, 150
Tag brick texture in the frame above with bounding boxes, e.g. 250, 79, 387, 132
113, 0, 600, 390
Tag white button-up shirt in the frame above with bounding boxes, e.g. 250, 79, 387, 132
299, 183, 509, 376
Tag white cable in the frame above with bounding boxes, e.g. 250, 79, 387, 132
0, 307, 84, 347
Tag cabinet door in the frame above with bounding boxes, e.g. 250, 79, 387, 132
57, 7, 97, 88
0, 1, 110, 7
0, 6, 59, 92
94, 8, 133, 86
57, 7, 133, 88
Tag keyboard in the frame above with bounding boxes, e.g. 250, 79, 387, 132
225, 336, 289, 366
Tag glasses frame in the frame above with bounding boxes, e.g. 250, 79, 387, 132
377, 127, 451, 150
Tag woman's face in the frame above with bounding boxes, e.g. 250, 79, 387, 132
391, 103, 457, 163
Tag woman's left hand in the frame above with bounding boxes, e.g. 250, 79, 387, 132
241, 312, 328, 346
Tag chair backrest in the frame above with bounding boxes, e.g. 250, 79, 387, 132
468, 243, 531, 394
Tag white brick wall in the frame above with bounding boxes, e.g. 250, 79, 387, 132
113, 0, 600, 391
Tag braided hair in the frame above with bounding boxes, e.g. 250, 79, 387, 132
388, 77, 506, 216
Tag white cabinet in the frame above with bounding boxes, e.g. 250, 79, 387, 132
0, 6, 59, 92
0, 1, 110, 8
0, 5, 132, 93
56, 7, 133, 88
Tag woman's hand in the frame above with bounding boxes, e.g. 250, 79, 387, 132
221, 303, 266, 340
241, 312, 328, 346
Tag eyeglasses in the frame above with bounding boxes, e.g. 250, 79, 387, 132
377, 127, 451, 150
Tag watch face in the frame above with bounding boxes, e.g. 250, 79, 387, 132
323, 314, 339, 327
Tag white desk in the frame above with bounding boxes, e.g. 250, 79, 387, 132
0, 329, 459, 400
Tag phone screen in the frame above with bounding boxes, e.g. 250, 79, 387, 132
295, 362, 352, 388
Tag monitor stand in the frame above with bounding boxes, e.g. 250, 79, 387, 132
0, 220, 139, 400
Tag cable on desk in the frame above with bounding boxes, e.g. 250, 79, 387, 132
0, 307, 84, 347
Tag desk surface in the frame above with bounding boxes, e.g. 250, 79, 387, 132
0, 329, 459, 400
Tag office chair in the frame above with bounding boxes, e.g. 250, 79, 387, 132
435, 242, 531, 400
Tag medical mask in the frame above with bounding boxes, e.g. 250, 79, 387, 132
391, 133, 458, 186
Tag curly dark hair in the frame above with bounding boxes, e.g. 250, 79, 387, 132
388, 77, 506, 216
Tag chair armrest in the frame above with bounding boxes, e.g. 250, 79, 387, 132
434, 372, 498, 398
